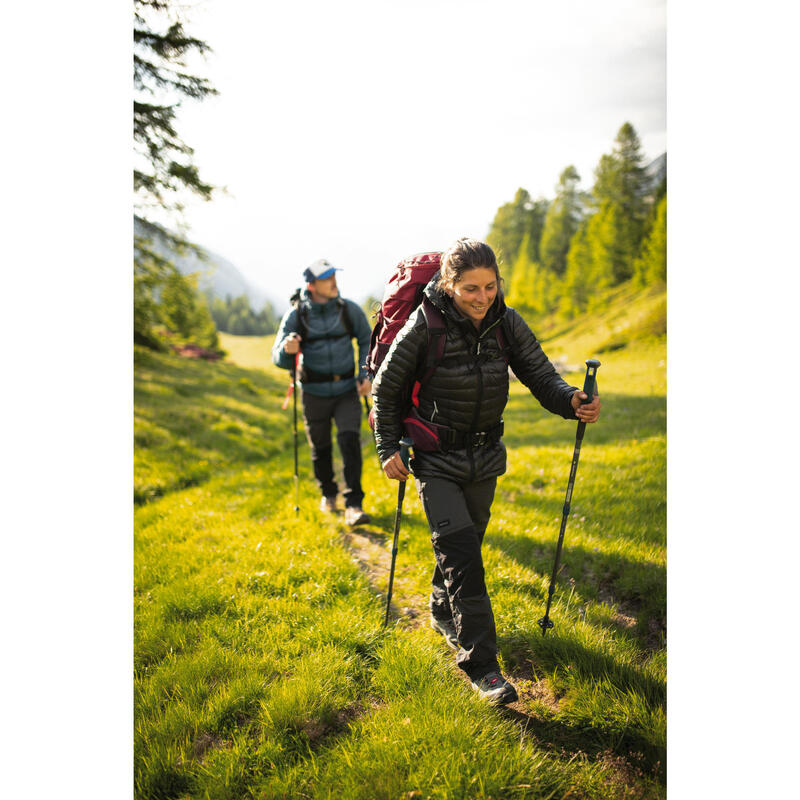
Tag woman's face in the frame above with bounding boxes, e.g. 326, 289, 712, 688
447, 267, 498, 327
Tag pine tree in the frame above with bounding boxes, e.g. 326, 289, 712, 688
159, 270, 219, 348
134, 237, 176, 348
560, 222, 593, 317
639, 173, 666, 250
523, 198, 550, 264
585, 204, 617, 307
633, 194, 666, 286
539, 166, 584, 277
486, 189, 549, 285
134, 0, 217, 219
589, 122, 649, 283
134, 1, 221, 350
505, 234, 533, 310
531, 261, 557, 319
506, 234, 559, 325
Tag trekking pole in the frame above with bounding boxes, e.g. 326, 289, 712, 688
363, 395, 371, 417
292, 353, 300, 515
383, 437, 413, 628
538, 358, 601, 636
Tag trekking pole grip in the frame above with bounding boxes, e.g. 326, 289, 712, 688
399, 437, 412, 471
581, 359, 601, 402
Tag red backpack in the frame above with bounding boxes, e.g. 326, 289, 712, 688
365, 252, 515, 443
365, 251, 443, 379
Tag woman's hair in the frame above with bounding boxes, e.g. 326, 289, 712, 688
439, 238, 501, 291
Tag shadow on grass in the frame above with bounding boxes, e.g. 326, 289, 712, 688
494, 477, 665, 551
495, 631, 666, 785
503, 392, 665, 449
503, 630, 665, 708
499, 702, 665, 787
487, 531, 665, 646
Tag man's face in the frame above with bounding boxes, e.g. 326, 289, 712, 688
309, 275, 339, 302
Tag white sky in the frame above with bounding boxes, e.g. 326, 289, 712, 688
165, 0, 666, 305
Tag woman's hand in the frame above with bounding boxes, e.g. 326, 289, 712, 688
571, 391, 602, 423
382, 450, 410, 481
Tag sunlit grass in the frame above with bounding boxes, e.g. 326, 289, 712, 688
135, 284, 665, 799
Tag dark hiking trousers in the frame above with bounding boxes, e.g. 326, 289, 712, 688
415, 475, 499, 681
302, 389, 364, 508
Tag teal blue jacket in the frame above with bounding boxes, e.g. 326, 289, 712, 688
272, 290, 372, 397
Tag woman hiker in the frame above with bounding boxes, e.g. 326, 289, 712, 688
371, 237, 601, 705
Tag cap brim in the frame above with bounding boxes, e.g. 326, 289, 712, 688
315, 267, 340, 280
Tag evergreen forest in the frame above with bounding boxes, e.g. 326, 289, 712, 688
487, 124, 665, 336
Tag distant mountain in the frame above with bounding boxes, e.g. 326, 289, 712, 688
644, 152, 666, 194
134, 216, 275, 312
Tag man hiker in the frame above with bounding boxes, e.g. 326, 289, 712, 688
272, 259, 373, 526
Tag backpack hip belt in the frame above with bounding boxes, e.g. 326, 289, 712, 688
443, 420, 504, 449
403, 405, 503, 452
300, 365, 355, 384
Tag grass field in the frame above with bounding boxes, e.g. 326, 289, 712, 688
135, 287, 666, 799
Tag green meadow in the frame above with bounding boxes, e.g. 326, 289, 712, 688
134, 287, 666, 799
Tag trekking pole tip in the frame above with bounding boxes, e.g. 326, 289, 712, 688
537, 616, 553, 636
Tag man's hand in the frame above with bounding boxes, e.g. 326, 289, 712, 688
382, 450, 410, 481
356, 378, 372, 397
283, 333, 302, 354
571, 391, 602, 423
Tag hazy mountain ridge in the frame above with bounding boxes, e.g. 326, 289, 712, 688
134, 216, 277, 312
644, 153, 666, 193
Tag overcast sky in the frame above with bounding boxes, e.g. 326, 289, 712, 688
159, 0, 666, 305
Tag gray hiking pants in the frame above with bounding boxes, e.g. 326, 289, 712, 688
415, 475, 499, 681
302, 389, 364, 508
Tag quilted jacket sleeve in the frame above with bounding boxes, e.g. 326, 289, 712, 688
505, 308, 578, 420
371, 311, 427, 463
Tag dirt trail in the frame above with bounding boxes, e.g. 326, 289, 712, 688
338, 522, 555, 719
339, 525, 429, 627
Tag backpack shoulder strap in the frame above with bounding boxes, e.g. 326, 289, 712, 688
495, 314, 515, 363
419, 296, 447, 385
338, 298, 355, 338
289, 289, 309, 341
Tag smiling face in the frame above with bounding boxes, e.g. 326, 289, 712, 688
446, 267, 499, 328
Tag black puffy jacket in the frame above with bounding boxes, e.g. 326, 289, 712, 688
372, 276, 578, 483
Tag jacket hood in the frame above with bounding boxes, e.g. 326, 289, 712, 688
422, 270, 507, 331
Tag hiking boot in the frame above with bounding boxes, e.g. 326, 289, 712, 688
344, 506, 370, 526
471, 671, 518, 705
320, 495, 338, 513
429, 615, 459, 650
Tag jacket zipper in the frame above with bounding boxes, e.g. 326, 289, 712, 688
469, 353, 484, 483
468, 316, 501, 482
